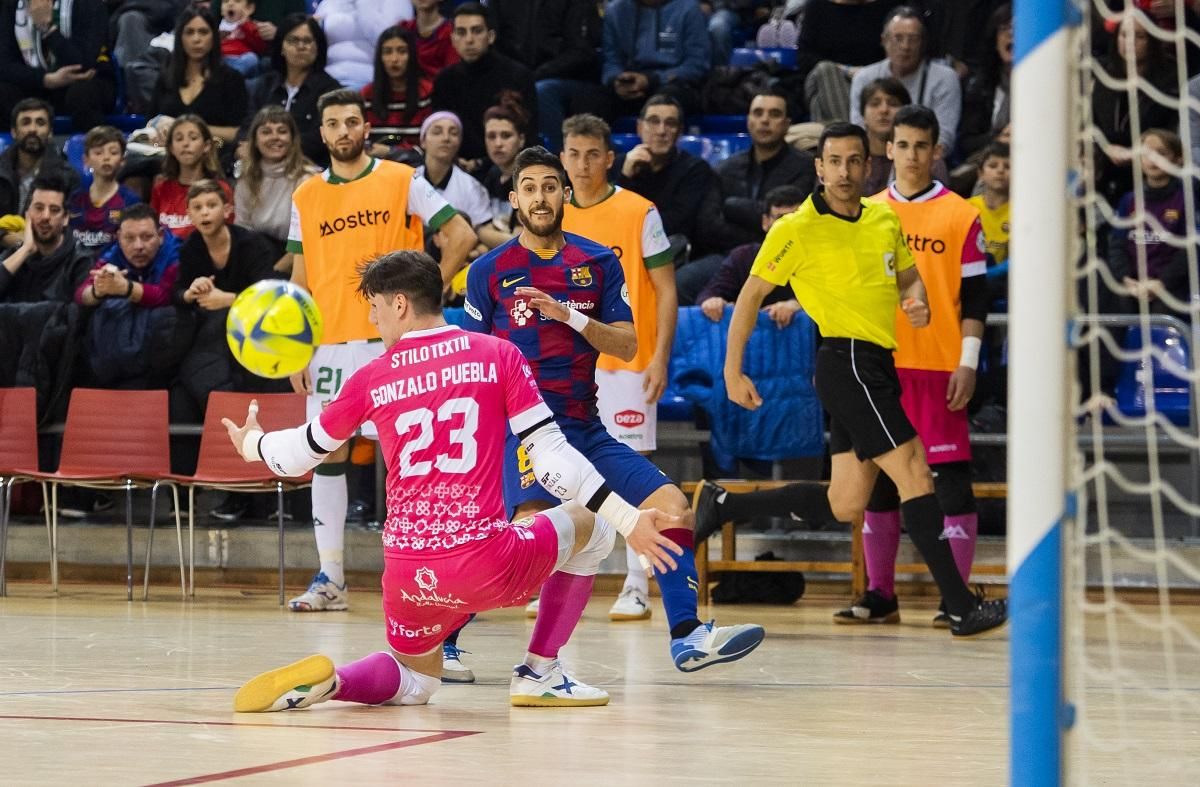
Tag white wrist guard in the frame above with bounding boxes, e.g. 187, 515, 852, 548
239, 429, 264, 462
959, 336, 982, 370
566, 307, 589, 333
597, 492, 641, 538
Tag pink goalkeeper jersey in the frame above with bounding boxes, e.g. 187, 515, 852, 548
318, 324, 549, 555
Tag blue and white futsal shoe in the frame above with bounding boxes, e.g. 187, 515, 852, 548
509, 660, 609, 707
234, 655, 339, 712
288, 571, 349, 611
671, 620, 765, 672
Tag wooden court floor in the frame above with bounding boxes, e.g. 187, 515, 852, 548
1, 583, 1197, 786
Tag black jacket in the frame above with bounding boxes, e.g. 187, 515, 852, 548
490, 0, 601, 82
0, 0, 113, 90
241, 68, 343, 168
0, 144, 82, 218
615, 147, 716, 246
0, 235, 92, 304
702, 145, 816, 252
432, 49, 539, 162
0, 299, 85, 423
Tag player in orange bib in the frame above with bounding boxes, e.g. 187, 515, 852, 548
834, 105, 991, 627
285, 89, 477, 612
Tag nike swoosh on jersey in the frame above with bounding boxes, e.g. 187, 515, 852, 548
501, 276, 526, 287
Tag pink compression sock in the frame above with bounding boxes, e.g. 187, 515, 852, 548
943, 513, 978, 583
863, 510, 901, 599
528, 571, 594, 660
334, 651, 402, 705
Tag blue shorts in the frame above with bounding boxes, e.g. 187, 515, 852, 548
503, 416, 673, 516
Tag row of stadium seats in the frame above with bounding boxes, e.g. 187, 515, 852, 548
610, 133, 753, 166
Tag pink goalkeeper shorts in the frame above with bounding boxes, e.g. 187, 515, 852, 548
897, 367, 972, 465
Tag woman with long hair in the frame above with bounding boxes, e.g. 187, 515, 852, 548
479, 99, 527, 237
152, 115, 235, 239
241, 13, 342, 167
362, 26, 433, 157
235, 106, 318, 272
149, 8, 249, 145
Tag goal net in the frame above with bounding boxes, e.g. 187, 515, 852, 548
1013, 1, 1200, 784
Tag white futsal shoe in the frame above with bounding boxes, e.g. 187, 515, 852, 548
441, 643, 476, 684
509, 660, 610, 707
288, 572, 349, 612
234, 655, 339, 712
608, 586, 652, 621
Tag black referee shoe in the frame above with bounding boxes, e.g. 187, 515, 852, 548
833, 589, 900, 624
949, 593, 1008, 637
693, 480, 726, 543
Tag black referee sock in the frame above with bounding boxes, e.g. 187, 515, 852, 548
900, 493, 976, 616
719, 482, 835, 525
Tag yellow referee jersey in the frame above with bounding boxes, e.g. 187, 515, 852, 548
751, 191, 916, 350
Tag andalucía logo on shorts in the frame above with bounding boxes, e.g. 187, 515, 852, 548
570, 265, 593, 287
415, 567, 437, 591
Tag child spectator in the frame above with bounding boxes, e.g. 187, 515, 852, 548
967, 142, 1011, 294
151, 115, 235, 239
363, 26, 432, 159
1110, 129, 1193, 314
400, 0, 458, 79
68, 126, 142, 254
220, 0, 268, 76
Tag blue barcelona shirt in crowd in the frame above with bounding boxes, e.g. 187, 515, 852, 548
68, 185, 141, 253
463, 233, 633, 422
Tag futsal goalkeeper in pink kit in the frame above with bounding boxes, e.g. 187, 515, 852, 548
224, 250, 684, 711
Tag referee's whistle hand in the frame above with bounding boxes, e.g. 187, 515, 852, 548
901, 298, 930, 328
725, 371, 763, 411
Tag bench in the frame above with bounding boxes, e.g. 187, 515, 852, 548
682, 480, 1008, 604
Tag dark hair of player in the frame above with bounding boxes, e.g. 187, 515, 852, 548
561, 113, 612, 153
357, 251, 444, 315
317, 89, 367, 122
891, 104, 940, 145
511, 145, 568, 186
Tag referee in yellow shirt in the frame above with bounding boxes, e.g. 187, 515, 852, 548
723, 122, 1006, 637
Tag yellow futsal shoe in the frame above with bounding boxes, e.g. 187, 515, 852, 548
234, 655, 339, 712
509, 660, 609, 707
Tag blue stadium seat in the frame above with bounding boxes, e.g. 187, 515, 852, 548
729, 47, 798, 69
1115, 324, 1192, 426
63, 134, 87, 177
0, 132, 10, 155
611, 133, 640, 153
657, 392, 696, 422
612, 116, 639, 134
695, 115, 747, 134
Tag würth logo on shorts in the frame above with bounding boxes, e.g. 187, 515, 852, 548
615, 410, 645, 427
319, 209, 391, 237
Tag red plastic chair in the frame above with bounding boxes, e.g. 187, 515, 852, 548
169, 392, 311, 604
31, 388, 182, 600
0, 388, 50, 596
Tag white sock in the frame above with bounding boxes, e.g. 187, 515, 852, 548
523, 652, 556, 673
312, 472, 348, 586
623, 542, 650, 595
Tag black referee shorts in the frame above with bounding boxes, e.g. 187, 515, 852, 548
815, 337, 918, 461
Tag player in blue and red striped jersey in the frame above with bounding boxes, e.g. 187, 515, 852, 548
461, 146, 764, 701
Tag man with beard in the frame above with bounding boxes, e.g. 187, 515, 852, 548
0, 99, 81, 250
458, 146, 764, 700
0, 172, 92, 304
285, 88, 476, 613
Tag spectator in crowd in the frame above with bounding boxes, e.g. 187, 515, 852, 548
0, 172, 92, 304
696, 185, 805, 325
800, 0, 904, 122
479, 100, 528, 238
241, 13, 341, 168
218, 0, 269, 77
432, 3, 538, 170
75, 204, 184, 388
149, 8, 250, 146
1110, 129, 1192, 315
615, 94, 715, 259
703, 1, 770, 67
313, 0, 413, 90
967, 141, 1010, 298
112, 0, 191, 113
919, 0, 1010, 78
678, 87, 815, 305
849, 6, 962, 151
489, 0, 604, 152
416, 112, 506, 256
172, 179, 283, 425
363, 26, 432, 159
1092, 13, 1178, 207
860, 77, 947, 195
400, 0, 457, 79
958, 3, 1011, 161
152, 115, 236, 239
68, 126, 141, 254
210, 0, 308, 39
0, 98, 81, 249
0, 0, 114, 133
234, 106, 317, 269
602, 0, 711, 118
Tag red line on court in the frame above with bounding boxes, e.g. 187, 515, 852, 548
0, 714, 475, 735
142, 731, 479, 786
